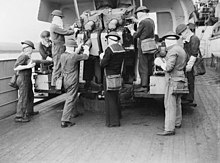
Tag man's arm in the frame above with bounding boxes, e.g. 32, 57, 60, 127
133, 21, 145, 39
52, 25, 74, 36
165, 50, 178, 72
14, 55, 35, 71
39, 43, 47, 60
100, 48, 111, 68
185, 36, 200, 72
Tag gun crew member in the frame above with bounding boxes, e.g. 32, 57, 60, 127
50, 10, 78, 88
155, 32, 187, 136
39, 30, 52, 60
176, 24, 200, 107
59, 39, 90, 128
100, 31, 125, 127
14, 41, 38, 122
129, 6, 156, 92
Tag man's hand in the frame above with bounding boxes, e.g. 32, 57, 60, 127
126, 24, 135, 35
27, 62, 36, 68
185, 65, 192, 72
70, 23, 77, 29
154, 57, 163, 66
185, 56, 197, 72
130, 16, 138, 23
154, 57, 166, 71
73, 28, 79, 33
100, 52, 104, 60
82, 45, 90, 56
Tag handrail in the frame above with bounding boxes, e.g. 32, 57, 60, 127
0, 99, 18, 107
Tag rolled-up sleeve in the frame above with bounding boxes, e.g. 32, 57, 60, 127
75, 53, 89, 61
53, 25, 74, 36
14, 55, 28, 68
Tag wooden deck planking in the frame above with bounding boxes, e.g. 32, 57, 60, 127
0, 67, 219, 163
135, 118, 163, 163
182, 111, 200, 163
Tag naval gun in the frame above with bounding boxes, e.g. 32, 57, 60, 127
75, 5, 137, 90
36, 0, 196, 98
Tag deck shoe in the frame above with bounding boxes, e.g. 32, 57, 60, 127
157, 131, 175, 136
107, 124, 120, 127
175, 125, 182, 129
188, 103, 197, 107
134, 87, 148, 92
15, 117, 30, 123
29, 111, 39, 116
61, 121, 75, 128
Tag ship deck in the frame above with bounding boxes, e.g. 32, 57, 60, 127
0, 67, 219, 163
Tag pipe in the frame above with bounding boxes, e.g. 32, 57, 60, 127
73, 0, 80, 19
140, 0, 143, 6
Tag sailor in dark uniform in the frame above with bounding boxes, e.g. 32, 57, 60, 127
100, 31, 125, 127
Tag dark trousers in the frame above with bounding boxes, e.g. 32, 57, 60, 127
139, 52, 154, 88
83, 55, 101, 83
182, 70, 195, 102
16, 77, 34, 118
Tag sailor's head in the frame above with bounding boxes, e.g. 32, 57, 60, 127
65, 38, 78, 52
40, 30, 50, 42
51, 10, 64, 27
105, 31, 121, 45
135, 6, 150, 19
162, 31, 179, 48
176, 24, 190, 40
21, 40, 35, 55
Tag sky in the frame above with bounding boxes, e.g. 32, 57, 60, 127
0, 0, 198, 44
0, 0, 50, 43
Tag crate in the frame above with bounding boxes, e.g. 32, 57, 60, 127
149, 76, 166, 94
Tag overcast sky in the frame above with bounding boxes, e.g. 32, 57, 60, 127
0, 0, 50, 43
0, 0, 198, 44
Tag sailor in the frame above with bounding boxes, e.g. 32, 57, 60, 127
39, 30, 52, 60
82, 22, 102, 92
176, 24, 200, 107
59, 39, 90, 128
130, 6, 156, 92
100, 31, 125, 127
50, 10, 77, 88
155, 32, 187, 136
14, 41, 38, 122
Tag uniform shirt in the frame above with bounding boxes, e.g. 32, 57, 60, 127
165, 44, 187, 77
39, 41, 52, 60
184, 35, 200, 59
14, 54, 32, 78
101, 43, 125, 75
60, 52, 88, 89
133, 18, 155, 41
